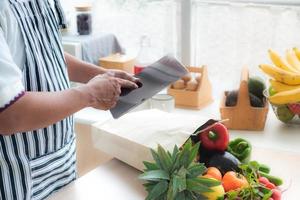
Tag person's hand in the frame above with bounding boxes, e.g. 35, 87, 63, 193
79, 74, 138, 110
104, 69, 140, 84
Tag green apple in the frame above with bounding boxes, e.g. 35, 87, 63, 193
277, 106, 295, 123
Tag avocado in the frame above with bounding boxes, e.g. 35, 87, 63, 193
248, 76, 266, 100
207, 151, 240, 175
225, 90, 238, 107
277, 106, 295, 123
249, 93, 264, 107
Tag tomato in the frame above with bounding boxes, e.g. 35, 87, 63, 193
222, 171, 249, 192
206, 167, 222, 181
202, 178, 225, 200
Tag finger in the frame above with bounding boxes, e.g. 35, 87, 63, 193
116, 78, 138, 89
118, 71, 138, 82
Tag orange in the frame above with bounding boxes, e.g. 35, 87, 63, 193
206, 167, 222, 181
222, 171, 249, 192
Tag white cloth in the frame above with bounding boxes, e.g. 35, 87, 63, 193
0, 1, 26, 109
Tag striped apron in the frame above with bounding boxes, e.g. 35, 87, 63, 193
0, 0, 76, 199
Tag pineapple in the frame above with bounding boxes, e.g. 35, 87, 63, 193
139, 139, 221, 200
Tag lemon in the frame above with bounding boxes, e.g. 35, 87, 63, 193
203, 183, 225, 200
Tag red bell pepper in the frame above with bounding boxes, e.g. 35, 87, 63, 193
199, 123, 229, 151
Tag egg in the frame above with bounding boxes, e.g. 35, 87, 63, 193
172, 79, 185, 89
196, 74, 202, 83
186, 79, 198, 91
181, 73, 192, 83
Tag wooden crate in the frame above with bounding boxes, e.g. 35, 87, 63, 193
167, 66, 213, 109
99, 54, 135, 73
220, 68, 269, 131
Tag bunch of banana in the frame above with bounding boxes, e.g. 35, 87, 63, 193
259, 48, 300, 106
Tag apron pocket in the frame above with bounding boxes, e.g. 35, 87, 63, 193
29, 138, 77, 200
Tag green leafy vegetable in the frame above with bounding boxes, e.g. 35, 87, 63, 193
225, 161, 273, 200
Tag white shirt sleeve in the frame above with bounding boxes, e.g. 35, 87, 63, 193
0, 27, 25, 111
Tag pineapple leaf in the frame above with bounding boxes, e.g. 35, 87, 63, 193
171, 152, 181, 172
187, 163, 206, 178
143, 182, 156, 193
194, 193, 209, 200
184, 139, 192, 150
157, 144, 173, 173
186, 178, 214, 194
145, 181, 168, 200
176, 167, 187, 192
139, 170, 170, 181
150, 149, 163, 169
187, 142, 200, 167
196, 177, 221, 187
142, 140, 216, 200
167, 179, 175, 200
172, 145, 179, 162
179, 146, 191, 168
174, 191, 186, 200
143, 161, 159, 171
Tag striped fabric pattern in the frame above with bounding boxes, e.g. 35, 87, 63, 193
0, 0, 76, 199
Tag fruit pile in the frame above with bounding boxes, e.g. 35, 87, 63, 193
140, 123, 283, 200
225, 76, 266, 108
259, 48, 300, 123
171, 73, 201, 91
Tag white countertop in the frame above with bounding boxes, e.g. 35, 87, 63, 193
48, 159, 146, 200
49, 148, 300, 200
75, 99, 300, 154
48, 99, 300, 200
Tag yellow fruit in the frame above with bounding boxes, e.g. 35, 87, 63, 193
270, 79, 300, 92
269, 88, 300, 105
268, 49, 298, 73
259, 64, 300, 85
293, 47, 300, 61
202, 182, 225, 200
286, 49, 300, 72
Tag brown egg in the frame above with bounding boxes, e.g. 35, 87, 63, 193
172, 79, 185, 89
186, 79, 198, 91
196, 74, 202, 83
181, 73, 192, 83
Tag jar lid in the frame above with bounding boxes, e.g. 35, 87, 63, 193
75, 4, 92, 12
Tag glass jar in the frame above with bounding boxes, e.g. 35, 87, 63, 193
75, 5, 92, 35
134, 35, 154, 74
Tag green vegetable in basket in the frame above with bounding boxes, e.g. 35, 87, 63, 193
277, 105, 295, 123
227, 138, 252, 163
139, 139, 222, 200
